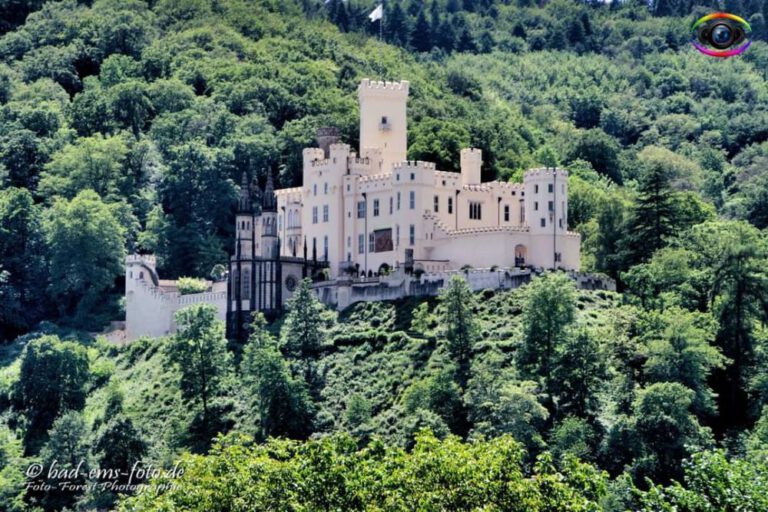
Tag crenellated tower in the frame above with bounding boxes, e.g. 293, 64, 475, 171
358, 79, 409, 173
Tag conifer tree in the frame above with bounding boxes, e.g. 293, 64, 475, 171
412, 10, 431, 52
283, 278, 325, 394
439, 275, 478, 389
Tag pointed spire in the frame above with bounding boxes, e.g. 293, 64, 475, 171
250, 173, 262, 215
238, 171, 252, 213
262, 169, 277, 212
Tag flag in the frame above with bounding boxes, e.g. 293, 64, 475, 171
368, 4, 383, 22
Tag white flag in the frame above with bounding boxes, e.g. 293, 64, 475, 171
368, 4, 383, 22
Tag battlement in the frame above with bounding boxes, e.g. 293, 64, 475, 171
126, 254, 156, 268
303, 148, 325, 160
329, 143, 351, 153
310, 158, 332, 168
358, 78, 410, 95
393, 160, 436, 170
524, 167, 569, 179
461, 148, 482, 158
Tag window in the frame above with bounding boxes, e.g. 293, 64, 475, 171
313, 184, 317, 196
434, 195, 439, 213
409, 191, 415, 209
396, 225, 400, 247
358, 234, 364, 254
410, 172, 415, 180
312, 206, 318, 224
534, 201, 539, 211
369, 232, 375, 252
409, 224, 415, 246
347, 184, 350, 192
504, 205, 510, 222
396, 174, 400, 181
469, 202, 482, 220
323, 205, 329, 222
397, 192, 401, 210
278, 215, 282, 231
373, 199, 380, 217
534, 185, 539, 194
347, 236, 351, 248
448, 197, 453, 214
382, 115, 388, 124
347, 252, 351, 261
389, 196, 393, 214
548, 184, 553, 193
357, 201, 366, 218
559, 218, 564, 228
324, 182, 329, 194
323, 236, 329, 261
555, 252, 562, 263
243, 269, 250, 297
548, 201, 554, 212
540, 218, 546, 227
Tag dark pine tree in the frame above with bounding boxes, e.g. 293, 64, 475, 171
412, 10, 432, 52
626, 161, 677, 265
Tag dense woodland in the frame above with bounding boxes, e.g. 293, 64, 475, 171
1, 0, 768, 510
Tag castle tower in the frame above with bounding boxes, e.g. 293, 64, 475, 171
358, 79, 409, 173
524, 167, 570, 269
460, 148, 482, 185
261, 171, 279, 259
236, 172, 255, 258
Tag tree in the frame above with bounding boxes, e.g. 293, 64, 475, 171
37, 411, 90, 511
88, 414, 147, 505
282, 278, 325, 394
517, 272, 577, 400
632, 383, 713, 485
567, 129, 622, 184
12, 335, 90, 454
0, 187, 47, 338
242, 313, 313, 440
551, 328, 605, 419
439, 275, 479, 389
44, 190, 126, 327
38, 134, 130, 202
625, 148, 680, 264
403, 368, 465, 434
411, 10, 431, 51
167, 304, 231, 436
639, 308, 725, 416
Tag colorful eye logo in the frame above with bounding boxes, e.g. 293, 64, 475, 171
691, 13, 751, 57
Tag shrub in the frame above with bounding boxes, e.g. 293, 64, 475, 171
176, 277, 208, 295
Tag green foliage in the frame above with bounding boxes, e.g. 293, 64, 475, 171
282, 278, 325, 394
44, 190, 126, 328
175, 276, 208, 295
167, 304, 232, 445
37, 410, 90, 511
120, 431, 610, 511
12, 335, 89, 454
438, 275, 478, 388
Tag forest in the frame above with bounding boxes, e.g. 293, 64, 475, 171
0, 0, 767, 510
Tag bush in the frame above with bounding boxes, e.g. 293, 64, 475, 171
176, 277, 208, 295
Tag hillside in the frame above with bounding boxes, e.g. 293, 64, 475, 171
1, 0, 768, 510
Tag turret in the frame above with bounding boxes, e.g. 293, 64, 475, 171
523, 167, 569, 235
236, 172, 255, 257
460, 148, 482, 186
261, 171, 279, 259
358, 79, 409, 173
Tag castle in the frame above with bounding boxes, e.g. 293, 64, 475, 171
124, 78, 583, 341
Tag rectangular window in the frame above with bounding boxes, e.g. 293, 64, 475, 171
312, 206, 318, 224
410, 172, 415, 181
371, 228, 393, 253
409, 191, 416, 209
540, 218, 546, 227
448, 197, 453, 214
324, 182, 329, 194
535, 185, 539, 194
323, 204, 329, 222
389, 196, 393, 214
357, 201, 366, 218
548, 201, 554, 212
347, 236, 351, 248
559, 218, 564, 228
469, 201, 482, 220
396, 224, 400, 247
358, 234, 364, 254
397, 192, 401, 210
504, 205, 510, 222
323, 236, 329, 261
534, 201, 539, 211
313, 184, 317, 196
548, 184, 553, 193
409, 224, 415, 246
242, 269, 250, 298
434, 195, 439, 213
278, 215, 282, 231
555, 252, 562, 263
369, 232, 375, 252
373, 199, 380, 217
